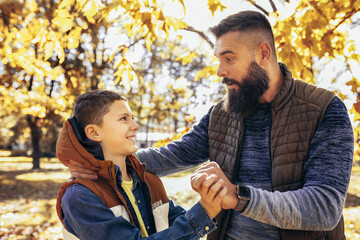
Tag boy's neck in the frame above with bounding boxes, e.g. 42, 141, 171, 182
105, 154, 131, 181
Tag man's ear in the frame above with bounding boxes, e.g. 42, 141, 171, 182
84, 124, 102, 142
256, 42, 271, 66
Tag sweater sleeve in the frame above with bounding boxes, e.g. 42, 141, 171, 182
242, 97, 354, 230
134, 106, 213, 177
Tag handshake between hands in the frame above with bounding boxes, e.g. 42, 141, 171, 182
190, 162, 239, 219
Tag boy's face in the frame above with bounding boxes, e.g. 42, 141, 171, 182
97, 100, 139, 159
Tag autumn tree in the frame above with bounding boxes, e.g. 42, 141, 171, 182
1, 0, 360, 165
0, 0, 225, 167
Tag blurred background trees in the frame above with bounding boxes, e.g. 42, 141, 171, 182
0, 0, 359, 169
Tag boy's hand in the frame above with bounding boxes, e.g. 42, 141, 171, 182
68, 160, 98, 180
191, 162, 238, 210
191, 173, 227, 219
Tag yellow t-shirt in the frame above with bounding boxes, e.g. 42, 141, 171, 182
122, 178, 149, 237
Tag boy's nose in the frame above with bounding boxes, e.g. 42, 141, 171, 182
132, 121, 140, 131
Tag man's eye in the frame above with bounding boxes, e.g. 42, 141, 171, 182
226, 57, 233, 62
120, 117, 126, 121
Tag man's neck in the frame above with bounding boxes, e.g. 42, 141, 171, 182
260, 63, 284, 103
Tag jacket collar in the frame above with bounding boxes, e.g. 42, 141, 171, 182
271, 62, 296, 112
56, 118, 147, 182
68, 117, 105, 160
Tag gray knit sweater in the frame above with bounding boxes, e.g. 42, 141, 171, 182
136, 96, 353, 239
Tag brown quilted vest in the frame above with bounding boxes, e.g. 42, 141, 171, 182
207, 63, 345, 240
56, 156, 170, 229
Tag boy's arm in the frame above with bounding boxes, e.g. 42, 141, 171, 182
62, 183, 220, 239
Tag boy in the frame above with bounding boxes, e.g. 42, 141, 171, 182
56, 90, 226, 239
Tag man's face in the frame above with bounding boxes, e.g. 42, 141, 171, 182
214, 31, 269, 113
223, 61, 269, 113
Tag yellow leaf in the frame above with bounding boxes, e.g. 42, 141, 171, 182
182, 51, 197, 65
77, 0, 87, 8
145, 34, 153, 52
350, 105, 360, 122
48, 66, 63, 79
55, 40, 65, 63
165, 17, 187, 31
157, 9, 165, 21
44, 41, 55, 60
52, 10, 74, 32
346, 78, 360, 93
67, 27, 82, 49
207, 0, 226, 16
83, 0, 104, 21
31, 27, 46, 44
58, 0, 75, 9
27, 0, 38, 12
55, 9, 72, 18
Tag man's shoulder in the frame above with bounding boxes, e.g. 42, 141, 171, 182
293, 80, 336, 108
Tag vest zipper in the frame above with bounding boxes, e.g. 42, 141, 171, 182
142, 178, 156, 234
228, 114, 245, 184
269, 107, 274, 192
219, 114, 245, 240
108, 165, 136, 225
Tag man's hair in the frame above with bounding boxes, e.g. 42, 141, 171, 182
73, 90, 127, 128
209, 10, 276, 56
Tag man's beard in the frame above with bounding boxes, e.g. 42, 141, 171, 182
222, 61, 269, 113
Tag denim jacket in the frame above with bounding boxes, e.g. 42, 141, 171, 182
60, 164, 215, 240
56, 118, 216, 240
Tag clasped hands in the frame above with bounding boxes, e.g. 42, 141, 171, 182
67, 160, 238, 219
190, 162, 239, 219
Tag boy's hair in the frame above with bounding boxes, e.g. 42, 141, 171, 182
73, 90, 127, 129
209, 10, 276, 56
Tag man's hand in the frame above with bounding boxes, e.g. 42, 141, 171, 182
191, 173, 227, 219
68, 160, 98, 180
191, 162, 238, 210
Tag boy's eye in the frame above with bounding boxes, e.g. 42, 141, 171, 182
120, 116, 127, 121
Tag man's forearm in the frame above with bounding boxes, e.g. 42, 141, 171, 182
135, 108, 212, 176
242, 185, 344, 230
242, 97, 353, 231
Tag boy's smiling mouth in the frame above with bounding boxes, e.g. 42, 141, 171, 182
126, 135, 136, 142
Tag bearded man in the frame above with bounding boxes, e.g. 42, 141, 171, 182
69, 11, 353, 240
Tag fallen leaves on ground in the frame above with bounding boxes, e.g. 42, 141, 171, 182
0, 152, 359, 239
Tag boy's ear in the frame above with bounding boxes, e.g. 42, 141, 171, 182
84, 124, 101, 142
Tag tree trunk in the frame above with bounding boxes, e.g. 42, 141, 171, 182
31, 132, 41, 169
174, 118, 178, 133
145, 117, 151, 148
26, 115, 43, 169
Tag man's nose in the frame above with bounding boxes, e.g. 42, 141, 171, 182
216, 63, 228, 77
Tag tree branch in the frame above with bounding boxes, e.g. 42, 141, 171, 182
247, 0, 269, 16
183, 26, 214, 49
268, 0, 277, 13
331, 8, 359, 33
